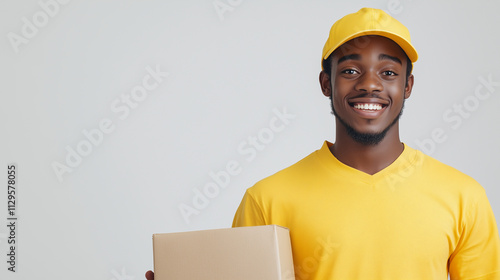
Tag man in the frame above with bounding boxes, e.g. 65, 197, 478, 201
146, 7, 500, 280
232, 7, 500, 280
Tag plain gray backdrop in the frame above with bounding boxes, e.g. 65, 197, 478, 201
1, 0, 499, 279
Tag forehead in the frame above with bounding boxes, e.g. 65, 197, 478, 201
332, 35, 407, 61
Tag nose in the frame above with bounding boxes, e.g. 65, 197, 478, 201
354, 71, 383, 93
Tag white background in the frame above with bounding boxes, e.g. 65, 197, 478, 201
1, 0, 499, 279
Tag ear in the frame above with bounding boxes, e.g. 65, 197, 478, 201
404, 74, 414, 99
319, 71, 332, 97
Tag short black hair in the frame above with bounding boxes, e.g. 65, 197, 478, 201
322, 52, 413, 85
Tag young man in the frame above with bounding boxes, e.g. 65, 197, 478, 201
232, 7, 500, 280
146, 7, 500, 280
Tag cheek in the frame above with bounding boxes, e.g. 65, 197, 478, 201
386, 83, 407, 102
331, 89, 347, 110
332, 83, 351, 104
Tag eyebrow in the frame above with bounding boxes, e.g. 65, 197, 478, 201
379, 54, 402, 65
337, 54, 360, 64
337, 53, 402, 65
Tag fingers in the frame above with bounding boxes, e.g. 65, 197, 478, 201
145, 270, 154, 280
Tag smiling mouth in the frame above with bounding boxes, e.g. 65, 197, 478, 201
351, 103, 385, 111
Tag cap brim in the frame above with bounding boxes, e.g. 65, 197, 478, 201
322, 30, 418, 64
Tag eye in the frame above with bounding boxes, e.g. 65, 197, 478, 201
383, 70, 398, 76
341, 69, 358, 75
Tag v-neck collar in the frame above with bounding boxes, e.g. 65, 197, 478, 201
315, 141, 420, 185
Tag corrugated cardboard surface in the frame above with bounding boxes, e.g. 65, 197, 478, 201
153, 225, 295, 280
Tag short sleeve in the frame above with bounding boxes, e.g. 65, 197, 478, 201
449, 189, 500, 280
232, 189, 267, 227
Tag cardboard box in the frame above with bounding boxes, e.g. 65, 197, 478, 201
153, 225, 295, 280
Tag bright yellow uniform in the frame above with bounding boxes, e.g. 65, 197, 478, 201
233, 141, 500, 280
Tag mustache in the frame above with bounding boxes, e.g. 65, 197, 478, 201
349, 92, 388, 100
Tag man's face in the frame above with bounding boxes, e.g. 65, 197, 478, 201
320, 35, 414, 145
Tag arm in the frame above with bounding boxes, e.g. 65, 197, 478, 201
448, 189, 500, 279
232, 189, 267, 227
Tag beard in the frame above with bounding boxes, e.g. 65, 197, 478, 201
331, 98, 405, 146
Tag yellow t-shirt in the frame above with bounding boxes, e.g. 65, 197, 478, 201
233, 141, 500, 280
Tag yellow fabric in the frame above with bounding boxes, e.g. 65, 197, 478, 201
321, 7, 418, 70
233, 141, 500, 280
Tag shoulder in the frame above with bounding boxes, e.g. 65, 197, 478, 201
411, 146, 485, 197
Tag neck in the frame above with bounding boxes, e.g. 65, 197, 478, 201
330, 121, 404, 175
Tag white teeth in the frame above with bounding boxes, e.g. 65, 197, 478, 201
354, 103, 383, 111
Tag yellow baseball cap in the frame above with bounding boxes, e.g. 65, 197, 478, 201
321, 7, 418, 69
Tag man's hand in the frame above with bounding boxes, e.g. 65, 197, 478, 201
145, 270, 154, 280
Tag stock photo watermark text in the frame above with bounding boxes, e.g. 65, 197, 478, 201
6, 164, 18, 272
213, 0, 244, 21
7, 0, 71, 53
178, 107, 295, 224
415, 74, 499, 155
51, 65, 169, 182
